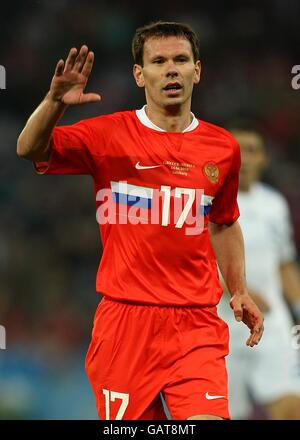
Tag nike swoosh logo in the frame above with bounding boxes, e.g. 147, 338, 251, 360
135, 162, 162, 170
205, 392, 225, 400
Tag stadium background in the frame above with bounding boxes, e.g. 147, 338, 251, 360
0, 0, 300, 419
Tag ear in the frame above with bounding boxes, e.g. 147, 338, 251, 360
193, 60, 201, 85
133, 64, 145, 88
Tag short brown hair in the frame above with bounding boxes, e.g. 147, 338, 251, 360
132, 21, 200, 66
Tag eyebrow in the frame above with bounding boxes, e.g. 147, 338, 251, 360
150, 53, 191, 60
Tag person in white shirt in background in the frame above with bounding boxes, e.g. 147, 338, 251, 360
218, 122, 300, 420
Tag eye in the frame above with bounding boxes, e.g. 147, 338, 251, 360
153, 59, 164, 64
177, 57, 188, 63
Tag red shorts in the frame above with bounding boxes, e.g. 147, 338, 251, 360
85, 296, 230, 420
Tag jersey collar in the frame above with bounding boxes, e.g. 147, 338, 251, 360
136, 105, 199, 132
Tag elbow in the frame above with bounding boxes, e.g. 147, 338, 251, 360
16, 146, 26, 159
17, 136, 50, 162
16, 135, 38, 161
16, 134, 29, 159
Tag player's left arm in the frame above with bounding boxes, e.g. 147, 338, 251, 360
209, 220, 264, 347
280, 261, 300, 324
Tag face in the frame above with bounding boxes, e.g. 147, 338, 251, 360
133, 36, 201, 110
233, 130, 267, 190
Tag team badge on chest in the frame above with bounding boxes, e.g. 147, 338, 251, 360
203, 162, 219, 184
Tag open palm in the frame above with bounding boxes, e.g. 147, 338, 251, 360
49, 45, 101, 105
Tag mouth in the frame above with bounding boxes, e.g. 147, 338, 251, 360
163, 82, 183, 95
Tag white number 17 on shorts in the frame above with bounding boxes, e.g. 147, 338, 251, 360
102, 388, 129, 420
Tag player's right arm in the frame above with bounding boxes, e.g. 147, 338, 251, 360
17, 45, 101, 162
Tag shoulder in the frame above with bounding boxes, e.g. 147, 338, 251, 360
197, 120, 240, 165
198, 120, 239, 150
82, 109, 136, 131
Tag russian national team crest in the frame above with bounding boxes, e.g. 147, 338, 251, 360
203, 162, 219, 184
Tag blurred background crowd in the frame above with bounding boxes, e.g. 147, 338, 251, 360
0, 0, 300, 419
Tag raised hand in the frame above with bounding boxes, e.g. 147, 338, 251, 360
49, 45, 101, 105
230, 293, 264, 347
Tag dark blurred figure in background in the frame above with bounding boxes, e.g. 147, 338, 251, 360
219, 124, 300, 420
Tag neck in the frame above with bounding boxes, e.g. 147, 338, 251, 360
145, 101, 192, 132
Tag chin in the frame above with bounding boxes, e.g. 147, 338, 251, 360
163, 97, 184, 107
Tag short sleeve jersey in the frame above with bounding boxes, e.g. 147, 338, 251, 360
35, 106, 240, 306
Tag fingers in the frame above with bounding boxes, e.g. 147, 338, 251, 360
55, 59, 65, 77
62, 45, 94, 76
73, 45, 89, 73
230, 296, 243, 322
81, 51, 95, 78
234, 307, 243, 322
64, 47, 78, 72
246, 321, 264, 347
79, 92, 101, 104
230, 293, 265, 347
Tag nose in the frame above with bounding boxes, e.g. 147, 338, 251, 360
165, 60, 178, 78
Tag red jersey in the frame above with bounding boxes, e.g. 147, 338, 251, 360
35, 107, 240, 306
